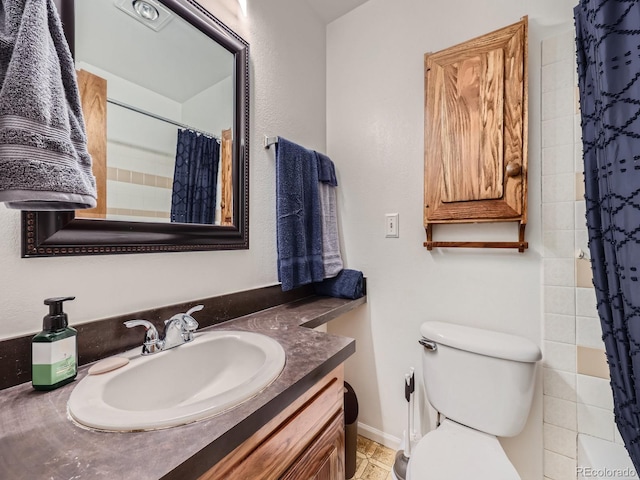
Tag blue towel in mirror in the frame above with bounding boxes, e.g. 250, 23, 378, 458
276, 137, 324, 291
314, 269, 365, 300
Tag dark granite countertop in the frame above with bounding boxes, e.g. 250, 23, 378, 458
0, 295, 364, 480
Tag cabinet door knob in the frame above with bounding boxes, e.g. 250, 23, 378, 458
506, 162, 522, 177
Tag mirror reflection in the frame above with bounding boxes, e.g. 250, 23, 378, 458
74, 0, 234, 225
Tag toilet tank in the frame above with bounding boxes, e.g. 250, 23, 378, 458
420, 321, 541, 437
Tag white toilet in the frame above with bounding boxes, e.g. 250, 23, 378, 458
408, 321, 541, 480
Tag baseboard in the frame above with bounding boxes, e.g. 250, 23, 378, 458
357, 422, 402, 450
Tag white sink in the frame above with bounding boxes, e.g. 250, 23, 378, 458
68, 330, 286, 431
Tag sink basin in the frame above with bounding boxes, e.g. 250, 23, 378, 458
67, 330, 286, 431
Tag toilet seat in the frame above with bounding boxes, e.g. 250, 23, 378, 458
407, 419, 520, 480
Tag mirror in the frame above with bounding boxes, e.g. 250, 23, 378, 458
75, 0, 235, 226
22, 0, 249, 257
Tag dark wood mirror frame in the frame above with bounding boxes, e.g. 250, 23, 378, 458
22, 0, 249, 257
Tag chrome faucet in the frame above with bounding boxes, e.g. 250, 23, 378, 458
124, 305, 204, 355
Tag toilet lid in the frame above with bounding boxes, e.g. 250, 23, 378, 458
408, 419, 520, 480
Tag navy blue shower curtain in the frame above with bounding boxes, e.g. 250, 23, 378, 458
170, 129, 220, 224
575, 1, 640, 471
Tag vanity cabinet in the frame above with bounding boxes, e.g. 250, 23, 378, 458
199, 365, 345, 480
423, 17, 528, 251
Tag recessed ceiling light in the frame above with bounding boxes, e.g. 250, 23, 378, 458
114, 0, 174, 32
132, 0, 159, 21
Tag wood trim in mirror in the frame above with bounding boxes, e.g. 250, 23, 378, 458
75, 69, 107, 220
221, 128, 233, 226
23, 0, 250, 257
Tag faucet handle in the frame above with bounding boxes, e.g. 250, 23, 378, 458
182, 315, 199, 333
185, 304, 204, 317
124, 320, 162, 355
168, 304, 203, 332
163, 314, 197, 330
160, 305, 205, 349
168, 304, 203, 343
183, 305, 203, 330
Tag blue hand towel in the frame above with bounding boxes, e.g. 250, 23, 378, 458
0, 0, 97, 210
314, 269, 365, 300
316, 152, 338, 186
276, 137, 324, 291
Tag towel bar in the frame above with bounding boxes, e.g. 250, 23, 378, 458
263, 135, 278, 148
424, 223, 528, 252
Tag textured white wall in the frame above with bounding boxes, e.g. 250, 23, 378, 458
325, 1, 576, 479
0, 0, 326, 339
182, 76, 234, 136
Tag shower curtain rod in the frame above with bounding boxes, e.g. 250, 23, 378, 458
107, 98, 220, 141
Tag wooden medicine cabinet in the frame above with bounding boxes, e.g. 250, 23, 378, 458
423, 17, 528, 252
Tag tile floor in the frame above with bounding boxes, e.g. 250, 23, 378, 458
352, 435, 396, 480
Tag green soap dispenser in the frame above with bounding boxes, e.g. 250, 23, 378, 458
32, 296, 78, 391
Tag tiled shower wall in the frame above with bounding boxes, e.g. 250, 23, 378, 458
105, 140, 176, 222
541, 31, 621, 480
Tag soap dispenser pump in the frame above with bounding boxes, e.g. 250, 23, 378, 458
32, 296, 78, 391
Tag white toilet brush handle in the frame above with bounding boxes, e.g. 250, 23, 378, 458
408, 368, 415, 440
405, 372, 412, 458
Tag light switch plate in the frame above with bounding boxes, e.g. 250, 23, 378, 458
385, 213, 399, 238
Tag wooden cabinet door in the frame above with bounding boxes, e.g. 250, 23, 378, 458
199, 366, 345, 480
424, 18, 527, 225
280, 412, 345, 480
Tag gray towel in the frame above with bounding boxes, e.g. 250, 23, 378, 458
315, 152, 342, 277
0, 0, 97, 210
318, 171, 343, 278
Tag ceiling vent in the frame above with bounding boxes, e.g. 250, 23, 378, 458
113, 0, 174, 32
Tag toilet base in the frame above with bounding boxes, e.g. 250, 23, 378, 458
407, 419, 520, 480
